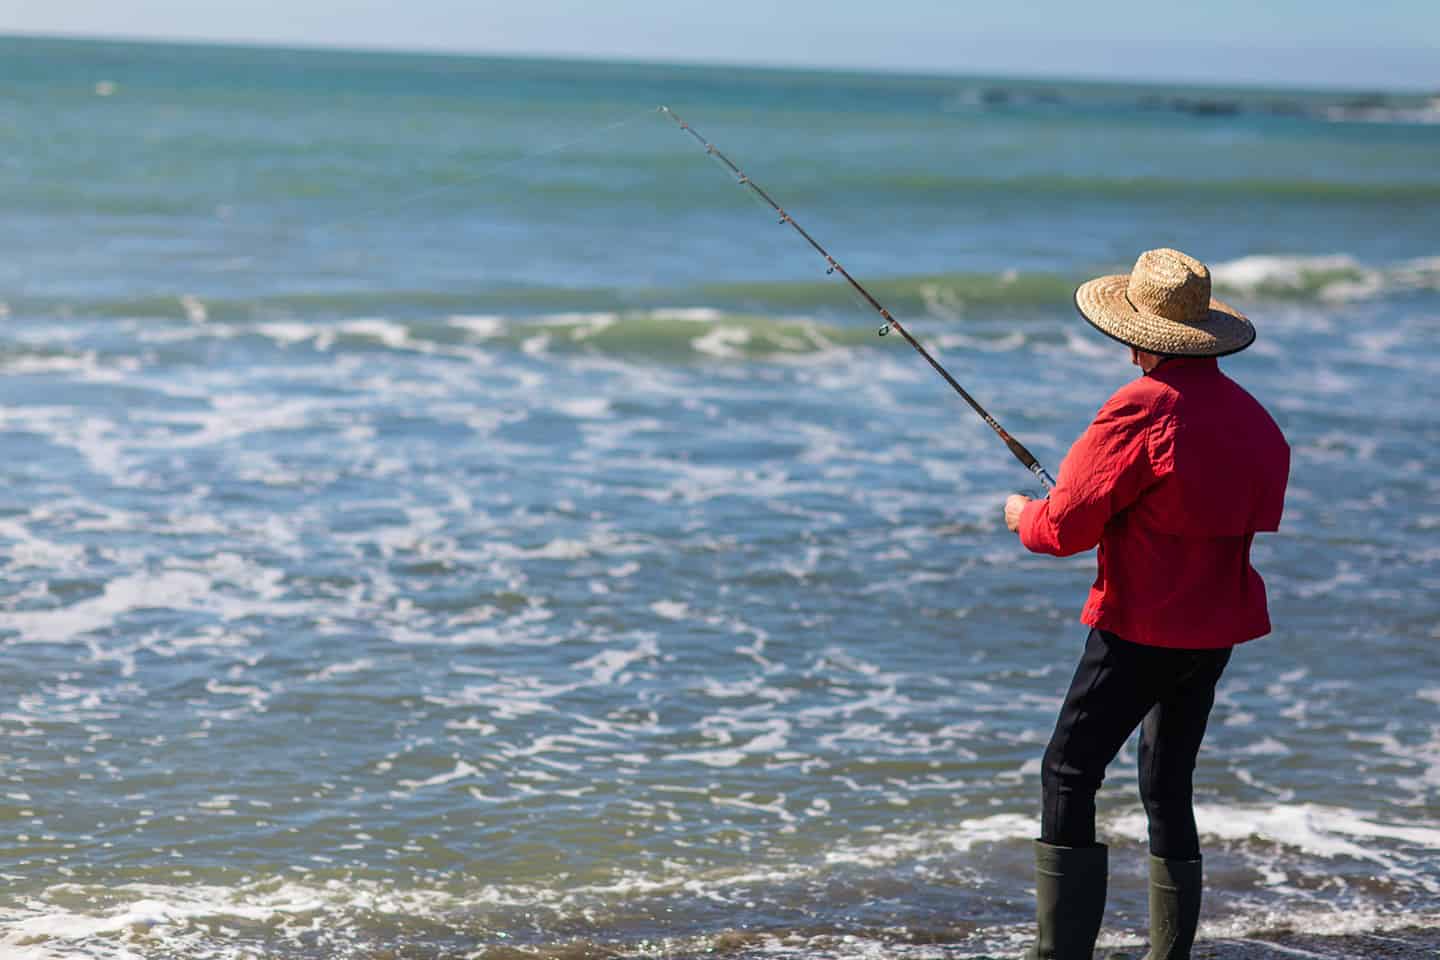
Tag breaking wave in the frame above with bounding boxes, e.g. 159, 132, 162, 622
4, 253, 1436, 362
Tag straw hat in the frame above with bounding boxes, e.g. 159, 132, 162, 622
1074, 248, 1255, 357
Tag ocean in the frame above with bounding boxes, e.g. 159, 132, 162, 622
1, 34, 1438, 959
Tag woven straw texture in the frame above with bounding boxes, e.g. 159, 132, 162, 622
1074, 248, 1255, 357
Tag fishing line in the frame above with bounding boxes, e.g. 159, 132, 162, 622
659, 106, 1056, 490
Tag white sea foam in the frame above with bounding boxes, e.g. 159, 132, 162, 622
303, 658, 376, 683
935, 330, 1027, 353
127, 393, 321, 453
257, 322, 321, 346
649, 307, 725, 323
650, 600, 691, 620
572, 637, 659, 686
1214, 253, 1360, 289
821, 813, 1037, 868
341, 318, 413, 349
0, 879, 451, 960
533, 310, 617, 329
711, 792, 797, 823
179, 294, 208, 323
1201, 905, 1440, 941
494, 538, 592, 560
692, 325, 752, 358
448, 314, 507, 338
3, 825, 1438, 960
395, 760, 479, 792
0, 520, 87, 572
554, 396, 612, 419
445, 716, 499, 734
1110, 803, 1440, 891
4, 414, 126, 489
1059, 326, 1118, 359
1237, 736, 1292, 756
1211, 252, 1440, 301
0, 570, 214, 644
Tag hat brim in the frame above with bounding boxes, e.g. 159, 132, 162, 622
1074, 274, 1255, 358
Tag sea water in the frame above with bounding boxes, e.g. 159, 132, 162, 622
2, 35, 1439, 959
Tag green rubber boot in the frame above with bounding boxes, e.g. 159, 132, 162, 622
1142, 855, 1202, 960
1025, 840, 1108, 959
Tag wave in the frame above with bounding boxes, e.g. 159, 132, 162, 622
2, 254, 1433, 374
811, 173, 1440, 205
0, 258, 1431, 373
942, 82, 1440, 128
8, 252, 1436, 326
0, 311, 877, 365
17, 171, 1440, 220
1211, 253, 1440, 301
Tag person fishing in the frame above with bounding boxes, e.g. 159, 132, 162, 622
664, 115, 1289, 959
1002, 248, 1290, 959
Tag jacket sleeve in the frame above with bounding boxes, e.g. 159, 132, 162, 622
1018, 389, 1164, 557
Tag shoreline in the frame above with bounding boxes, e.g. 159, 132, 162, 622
1130, 927, 1440, 959
383, 923, 1440, 959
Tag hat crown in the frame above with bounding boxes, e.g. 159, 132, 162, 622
1126, 248, 1211, 325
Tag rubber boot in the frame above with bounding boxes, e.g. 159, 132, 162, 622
1025, 840, 1108, 959
1143, 855, 1202, 960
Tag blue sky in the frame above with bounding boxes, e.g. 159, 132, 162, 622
4, 0, 1436, 90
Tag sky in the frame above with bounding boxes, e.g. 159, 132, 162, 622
2, 0, 1436, 91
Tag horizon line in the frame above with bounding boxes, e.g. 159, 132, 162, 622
4, 29, 1436, 96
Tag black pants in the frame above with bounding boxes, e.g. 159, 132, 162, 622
1040, 628, 1231, 860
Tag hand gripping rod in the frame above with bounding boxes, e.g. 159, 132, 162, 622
660, 106, 1055, 490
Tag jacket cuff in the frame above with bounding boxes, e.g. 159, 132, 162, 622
1017, 497, 1050, 553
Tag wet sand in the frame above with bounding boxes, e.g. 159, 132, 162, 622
467, 925, 1440, 959
1165, 928, 1439, 959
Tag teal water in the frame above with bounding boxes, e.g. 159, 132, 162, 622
2, 35, 1439, 959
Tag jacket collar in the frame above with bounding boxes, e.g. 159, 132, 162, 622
1146, 356, 1219, 377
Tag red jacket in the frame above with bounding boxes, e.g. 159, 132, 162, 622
1018, 357, 1289, 649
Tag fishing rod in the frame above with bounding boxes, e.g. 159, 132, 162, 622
659, 106, 1055, 491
